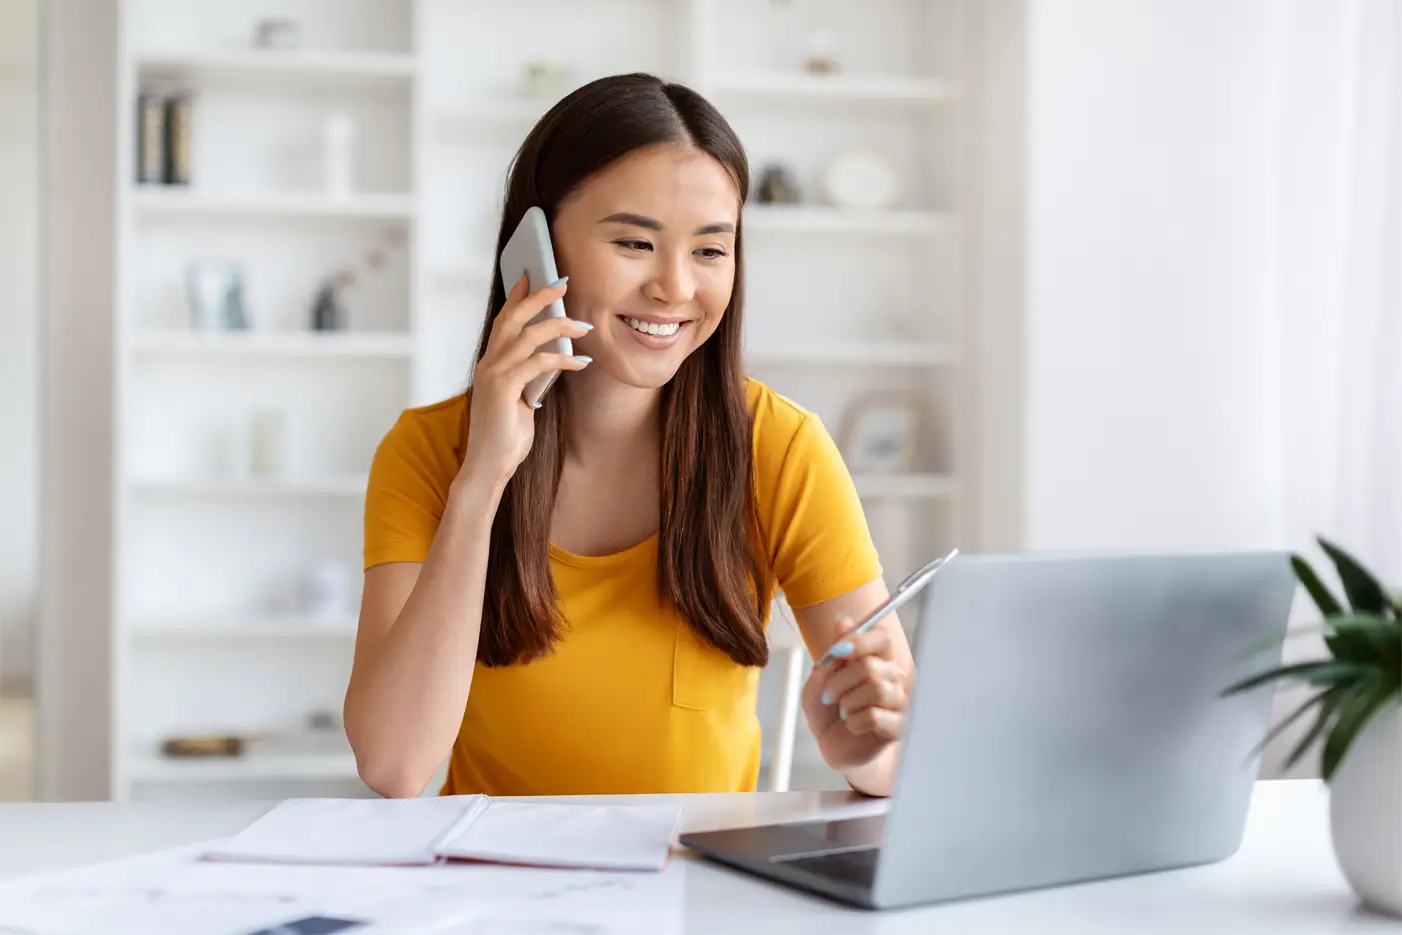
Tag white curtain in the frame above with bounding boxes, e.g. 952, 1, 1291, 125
1276, 0, 1402, 577
1265, 0, 1401, 776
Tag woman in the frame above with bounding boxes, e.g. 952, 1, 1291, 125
345, 73, 916, 799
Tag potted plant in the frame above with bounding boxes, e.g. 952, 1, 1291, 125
1222, 536, 1401, 917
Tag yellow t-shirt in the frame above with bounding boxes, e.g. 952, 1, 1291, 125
362, 378, 882, 796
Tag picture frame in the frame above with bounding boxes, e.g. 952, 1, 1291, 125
839, 391, 924, 474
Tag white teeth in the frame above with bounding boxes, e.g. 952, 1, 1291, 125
626, 318, 680, 337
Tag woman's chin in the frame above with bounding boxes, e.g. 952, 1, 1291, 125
596, 356, 685, 391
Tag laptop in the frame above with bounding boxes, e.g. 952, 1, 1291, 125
680, 550, 1296, 910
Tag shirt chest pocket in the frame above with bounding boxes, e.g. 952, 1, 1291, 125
671, 620, 761, 714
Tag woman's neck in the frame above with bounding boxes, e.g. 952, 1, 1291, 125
561, 370, 663, 465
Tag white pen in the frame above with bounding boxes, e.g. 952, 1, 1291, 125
814, 548, 961, 667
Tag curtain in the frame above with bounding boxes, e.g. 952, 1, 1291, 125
1265, 0, 1401, 777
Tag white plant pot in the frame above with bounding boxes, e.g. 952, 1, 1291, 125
1328, 700, 1402, 917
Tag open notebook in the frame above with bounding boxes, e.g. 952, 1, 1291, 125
200, 795, 682, 872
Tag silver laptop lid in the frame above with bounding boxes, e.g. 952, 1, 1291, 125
874, 550, 1295, 908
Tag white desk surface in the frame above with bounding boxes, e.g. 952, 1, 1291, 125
0, 779, 1392, 933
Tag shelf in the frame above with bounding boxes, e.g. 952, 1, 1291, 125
708, 74, 960, 104
429, 255, 498, 288
743, 205, 956, 236
852, 474, 958, 499
126, 748, 361, 783
130, 475, 368, 498
133, 188, 416, 221
130, 330, 414, 359
134, 49, 416, 85
129, 614, 358, 639
746, 342, 957, 367
435, 100, 552, 133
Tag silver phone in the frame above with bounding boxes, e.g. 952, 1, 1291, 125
498, 205, 572, 407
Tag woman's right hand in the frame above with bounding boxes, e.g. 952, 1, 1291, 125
458, 274, 592, 491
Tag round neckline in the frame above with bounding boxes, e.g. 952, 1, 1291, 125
549, 533, 660, 568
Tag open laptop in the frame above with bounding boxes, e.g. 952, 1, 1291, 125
680, 550, 1296, 910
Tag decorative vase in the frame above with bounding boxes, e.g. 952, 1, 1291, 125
1329, 701, 1402, 917
756, 164, 801, 204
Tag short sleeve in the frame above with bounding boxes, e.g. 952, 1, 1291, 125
363, 412, 454, 569
761, 412, 884, 610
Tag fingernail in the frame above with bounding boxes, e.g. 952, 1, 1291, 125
548, 276, 568, 288
531, 401, 542, 409
839, 709, 848, 722
573, 320, 593, 331
821, 691, 833, 706
829, 641, 854, 659
574, 355, 593, 363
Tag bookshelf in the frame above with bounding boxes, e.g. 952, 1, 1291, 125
107, 0, 972, 800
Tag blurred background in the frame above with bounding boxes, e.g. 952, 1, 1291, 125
0, 0, 1396, 803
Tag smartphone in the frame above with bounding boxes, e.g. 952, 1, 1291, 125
499, 205, 572, 407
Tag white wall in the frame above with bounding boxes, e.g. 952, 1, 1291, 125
991, 0, 1341, 779
0, 0, 40, 690
1018, 0, 1286, 552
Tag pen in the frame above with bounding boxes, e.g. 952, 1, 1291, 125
814, 548, 960, 667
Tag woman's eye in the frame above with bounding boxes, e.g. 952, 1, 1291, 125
616, 239, 652, 252
696, 247, 728, 260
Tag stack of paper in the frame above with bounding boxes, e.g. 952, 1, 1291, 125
201, 795, 681, 872
436, 799, 680, 871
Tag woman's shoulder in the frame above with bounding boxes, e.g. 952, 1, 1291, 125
745, 378, 830, 472
371, 391, 470, 488
745, 377, 813, 436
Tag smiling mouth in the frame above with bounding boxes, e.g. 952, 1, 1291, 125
620, 316, 689, 337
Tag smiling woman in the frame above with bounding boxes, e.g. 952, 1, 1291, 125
343, 73, 916, 800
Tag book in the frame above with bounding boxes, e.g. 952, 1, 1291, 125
201, 795, 681, 872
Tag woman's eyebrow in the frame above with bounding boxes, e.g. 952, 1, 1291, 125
598, 212, 735, 235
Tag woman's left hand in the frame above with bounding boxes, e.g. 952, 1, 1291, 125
801, 615, 913, 771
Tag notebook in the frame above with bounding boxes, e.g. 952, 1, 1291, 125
201, 795, 681, 872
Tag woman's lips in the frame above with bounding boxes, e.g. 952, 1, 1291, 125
617, 315, 690, 349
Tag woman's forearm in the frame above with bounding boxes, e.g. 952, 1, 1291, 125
344, 473, 503, 796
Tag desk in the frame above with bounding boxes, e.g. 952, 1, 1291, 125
0, 780, 1391, 933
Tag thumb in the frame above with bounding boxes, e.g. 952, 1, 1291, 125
816, 613, 860, 668
832, 613, 860, 638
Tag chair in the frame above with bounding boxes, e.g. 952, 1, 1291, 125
765, 597, 809, 792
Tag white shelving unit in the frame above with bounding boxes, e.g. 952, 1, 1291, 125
132, 188, 416, 221
111, 0, 422, 801
107, 0, 972, 801
133, 49, 417, 83
130, 331, 414, 358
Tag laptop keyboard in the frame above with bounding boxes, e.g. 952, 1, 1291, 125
775, 847, 880, 889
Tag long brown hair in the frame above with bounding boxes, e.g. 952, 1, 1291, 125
471, 73, 769, 669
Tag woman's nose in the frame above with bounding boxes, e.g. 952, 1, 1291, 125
644, 253, 695, 306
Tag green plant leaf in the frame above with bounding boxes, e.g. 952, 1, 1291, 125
1283, 689, 1348, 771
1220, 660, 1370, 697
1246, 684, 1342, 762
1321, 675, 1389, 780
1292, 553, 1342, 617
1321, 614, 1402, 678
1223, 623, 1330, 669
1317, 537, 1394, 615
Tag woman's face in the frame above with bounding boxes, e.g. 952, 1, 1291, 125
550, 142, 740, 390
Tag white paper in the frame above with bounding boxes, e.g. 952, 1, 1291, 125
0, 840, 685, 935
200, 795, 489, 867
435, 801, 681, 872
0, 843, 328, 935
465, 863, 687, 935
